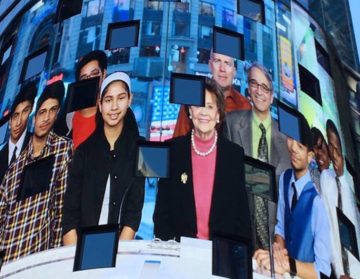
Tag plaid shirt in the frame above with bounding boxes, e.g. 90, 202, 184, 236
0, 131, 72, 263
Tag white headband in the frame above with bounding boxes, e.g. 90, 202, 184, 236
100, 71, 131, 97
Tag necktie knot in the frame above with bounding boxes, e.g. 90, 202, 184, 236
259, 123, 266, 135
10, 146, 17, 165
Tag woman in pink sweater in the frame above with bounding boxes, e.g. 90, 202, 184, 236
153, 78, 251, 242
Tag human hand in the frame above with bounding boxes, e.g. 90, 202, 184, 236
273, 242, 290, 273
253, 247, 288, 275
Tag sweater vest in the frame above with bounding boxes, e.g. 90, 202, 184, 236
283, 169, 317, 262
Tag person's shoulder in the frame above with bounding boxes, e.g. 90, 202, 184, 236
52, 132, 72, 146
320, 168, 334, 180
225, 109, 250, 123
0, 141, 8, 153
51, 133, 73, 156
165, 134, 190, 154
75, 131, 98, 152
231, 88, 250, 101
226, 109, 250, 118
219, 135, 244, 155
167, 133, 188, 144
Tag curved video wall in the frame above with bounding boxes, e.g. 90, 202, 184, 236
0, 0, 359, 277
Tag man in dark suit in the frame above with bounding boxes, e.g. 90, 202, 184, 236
0, 82, 36, 181
224, 62, 290, 178
224, 62, 290, 250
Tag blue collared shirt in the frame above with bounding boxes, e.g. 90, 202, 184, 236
275, 169, 331, 278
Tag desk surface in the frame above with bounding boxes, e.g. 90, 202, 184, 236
1, 238, 270, 279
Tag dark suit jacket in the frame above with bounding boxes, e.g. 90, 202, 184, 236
153, 133, 252, 243
0, 132, 31, 183
224, 110, 290, 178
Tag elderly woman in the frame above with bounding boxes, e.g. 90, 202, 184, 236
153, 78, 251, 241
62, 72, 144, 245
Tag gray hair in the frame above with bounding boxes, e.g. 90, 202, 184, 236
209, 48, 237, 68
247, 62, 273, 92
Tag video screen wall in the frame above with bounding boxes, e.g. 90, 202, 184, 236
0, 0, 359, 277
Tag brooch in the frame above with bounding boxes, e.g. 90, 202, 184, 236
181, 172, 188, 184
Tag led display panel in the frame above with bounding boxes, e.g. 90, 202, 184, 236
213, 26, 244, 60
136, 141, 170, 178
105, 20, 140, 50
66, 77, 100, 113
73, 224, 119, 271
212, 232, 252, 279
170, 72, 205, 106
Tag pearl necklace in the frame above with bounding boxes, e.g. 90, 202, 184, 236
191, 129, 218, 157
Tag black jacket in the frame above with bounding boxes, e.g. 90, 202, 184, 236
62, 109, 145, 234
0, 132, 31, 183
153, 133, 252, 242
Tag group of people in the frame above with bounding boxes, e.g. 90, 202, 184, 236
0, 47, 358, 279
0, 50, 144, 263
155, 51, 360, 279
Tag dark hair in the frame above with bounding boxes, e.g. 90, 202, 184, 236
11, 82, 37, 115
326, 119, 342, 149
186, 77, 225, 129
299, 114, 313, 151
311, 127, 329, 151
75, 50, 107, 81
35, 81, 65, 114
311, 127, 325, 145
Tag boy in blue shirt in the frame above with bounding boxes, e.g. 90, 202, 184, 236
255, 116, 331, 279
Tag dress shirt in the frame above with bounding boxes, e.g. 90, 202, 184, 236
8, 128, 27, 164
251, 112, 272, 159
99, 175, 111, 225
320, 168, 360, 277
275, 169, 331, 277
0, 131, 73, 263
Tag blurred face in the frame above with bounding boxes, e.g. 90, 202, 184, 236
99, 81, 132, 129
209, 52, 236, 89
327, 130, 344, 177
313, 136, 330, 172
34, 98, 60, 139
189, 90, 219, 139
287, 137, 313, 178
248, 67, 273, 116
10, 101, 32, 143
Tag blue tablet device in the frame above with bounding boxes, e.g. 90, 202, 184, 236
73, 224, 119, 271
136, 141, 170, 178
170, 72, 205, 106
105, 20, 140, 50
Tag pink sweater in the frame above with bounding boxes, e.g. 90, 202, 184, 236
191, 133, 217, 239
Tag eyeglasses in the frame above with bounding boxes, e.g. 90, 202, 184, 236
79, 68, 102, 80
249, 79, 272, 94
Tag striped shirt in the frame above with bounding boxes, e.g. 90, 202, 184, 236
0, 131, 72, 263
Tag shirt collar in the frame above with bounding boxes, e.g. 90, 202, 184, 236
252, 111, 271, 130
225, 87, 236, 100
27, 131, 54, 160
291, 169, 312, 196
8, 129, 27, 161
